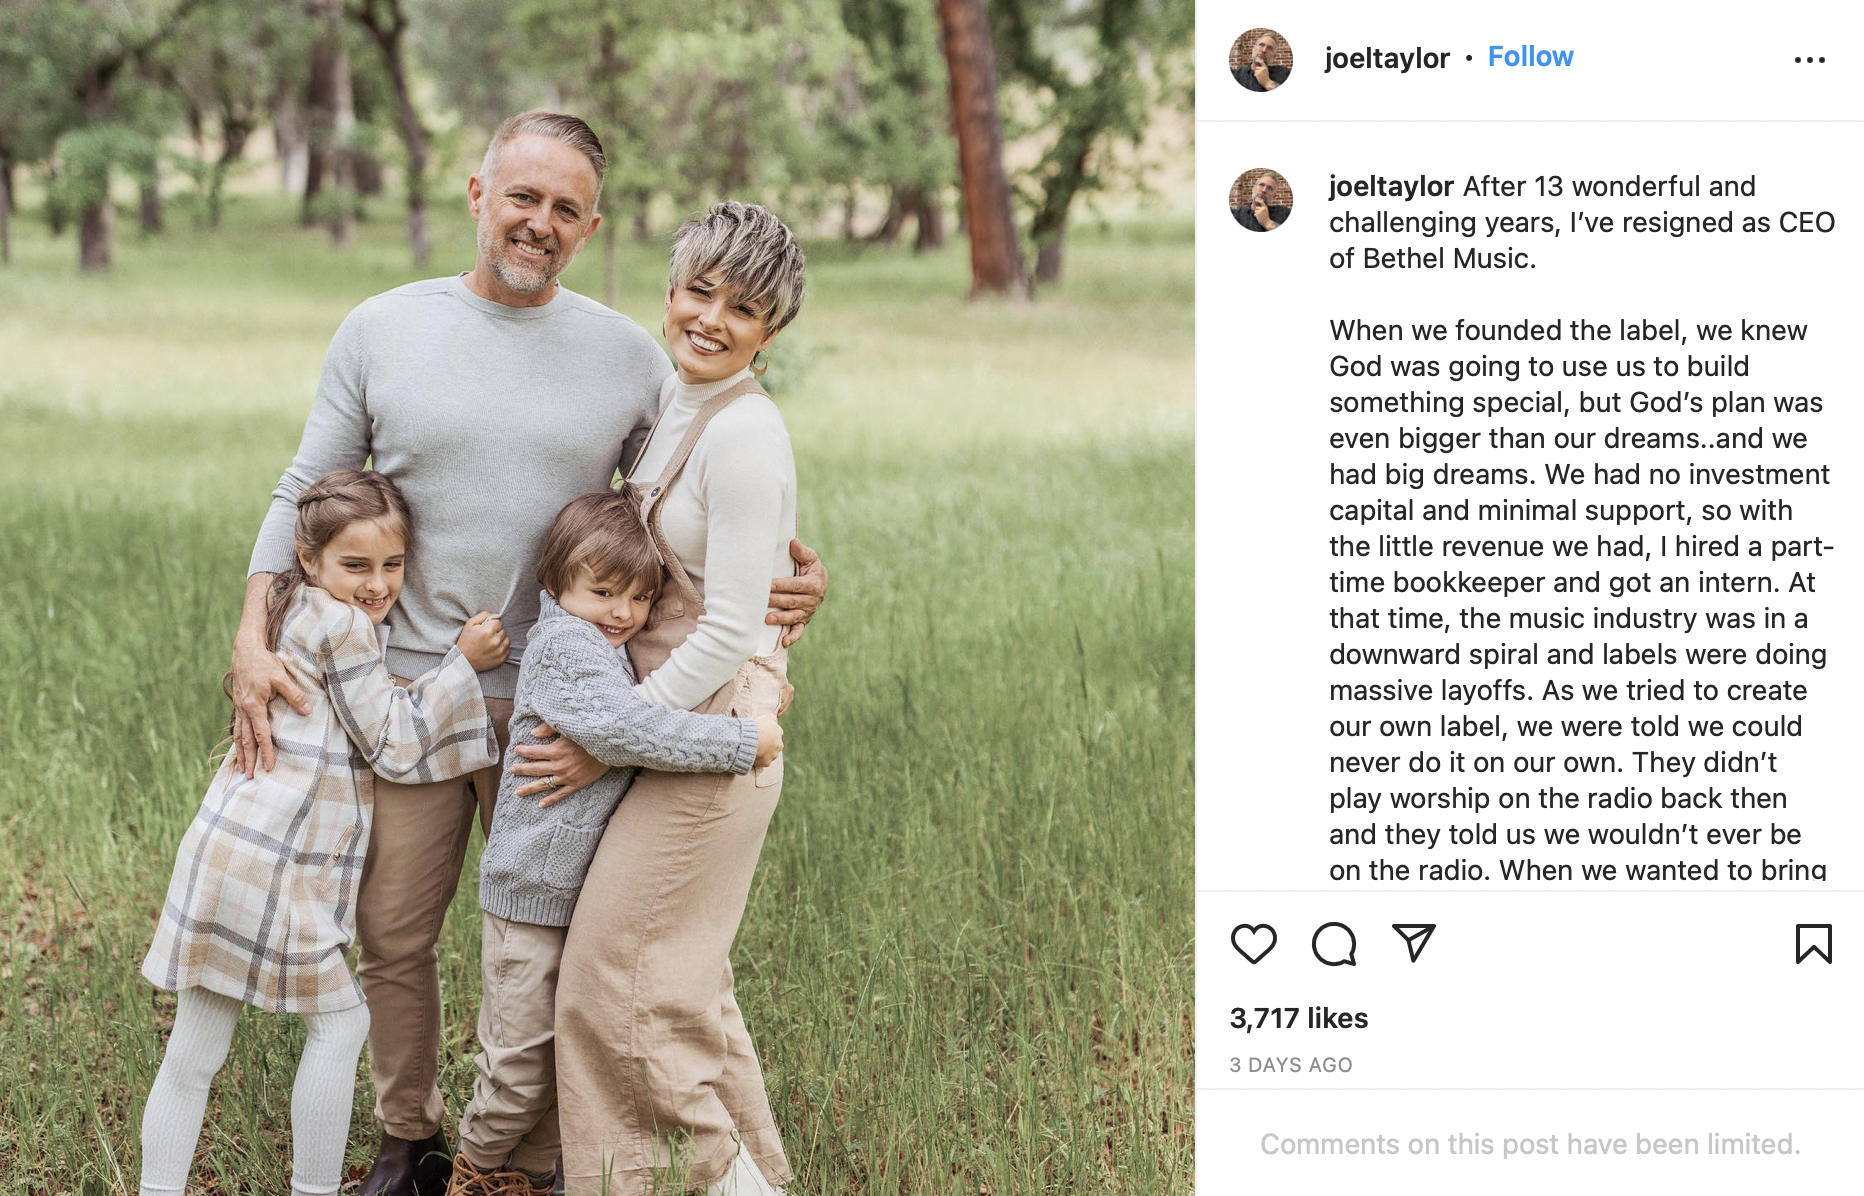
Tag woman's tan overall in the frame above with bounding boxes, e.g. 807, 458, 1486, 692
556, 378, 792, 1194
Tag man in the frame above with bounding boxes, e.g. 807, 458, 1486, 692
1233, 31, 1290, 92
1232, 173, 1291, 232
227, 111, 826, 1196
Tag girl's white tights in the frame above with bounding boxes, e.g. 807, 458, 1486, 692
139, 986, 371, 1196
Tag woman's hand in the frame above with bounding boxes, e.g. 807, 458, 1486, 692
513, 723, 607, 807
766, 538, 828, 647
753, 715, 784, 768
457, 612, 510, 671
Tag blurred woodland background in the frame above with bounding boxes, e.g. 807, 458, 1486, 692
0, 0, 1190, 294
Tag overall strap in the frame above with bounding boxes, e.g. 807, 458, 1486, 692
642, 377, 766, 607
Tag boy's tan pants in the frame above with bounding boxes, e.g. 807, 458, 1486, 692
456, 911, 567, 1175
356, 692, 513, 1139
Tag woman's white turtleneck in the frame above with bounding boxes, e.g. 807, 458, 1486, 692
628, 367, 797, 711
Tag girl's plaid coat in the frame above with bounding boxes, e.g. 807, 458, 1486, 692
143, 585, 498, 1012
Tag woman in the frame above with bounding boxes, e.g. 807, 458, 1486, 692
554, 201, 806, 1196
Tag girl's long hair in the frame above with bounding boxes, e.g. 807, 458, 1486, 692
262, 469, 413, 650
221, 470, 410, 744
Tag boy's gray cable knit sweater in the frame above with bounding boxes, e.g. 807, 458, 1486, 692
479, 591, 759, 926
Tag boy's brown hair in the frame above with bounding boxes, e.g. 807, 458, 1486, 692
535, 485, 664, 598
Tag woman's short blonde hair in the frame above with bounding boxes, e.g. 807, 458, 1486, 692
668, 202, 806, 333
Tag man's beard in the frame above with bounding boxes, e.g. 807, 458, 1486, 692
479, 222, 560, 294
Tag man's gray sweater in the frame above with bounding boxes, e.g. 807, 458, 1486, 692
478, 591, 760, 926
249, 275, 672, 698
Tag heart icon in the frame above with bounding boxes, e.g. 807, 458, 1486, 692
1230, 923, 1277, 964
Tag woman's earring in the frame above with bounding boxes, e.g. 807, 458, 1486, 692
751, 350, 768, 377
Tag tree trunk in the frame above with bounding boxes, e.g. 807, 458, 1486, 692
720, 83, 751, 194
80, 197, 114, 272
351, 149, 383, 197
935, 0, 1024, 296
0, 153, 11, 265
303, 52, 331, 224
874, 188, 906, 247
78, 69, 114, 273
210, 122, 251, 229
912, 188, 946, 253
45, 160, 66, 236
331, 57, 356, 245
139, 176, 164, 233
633, 193, 650, 243
1027, 102, 1103, 286
390, 68, 430, 264
1034, 232, 1064, 284
356, 0, 431, 267
603, 217, 619, 309
303, 0, 354, 241
273, 82, 307, 194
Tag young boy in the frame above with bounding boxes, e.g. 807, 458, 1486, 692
449, 486, 782, 1195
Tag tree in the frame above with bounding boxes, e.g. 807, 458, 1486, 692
995, 0, 1187, 284
495, 0, 851, 303
27, 0, 208, 271
412, 0, 535, 131
302, 0, 356, 244
935, 0, 1024, 295
0, 6, 74, 265
349, 0, 431, 265
838, 0, 953, 251
161, 2, 311, 227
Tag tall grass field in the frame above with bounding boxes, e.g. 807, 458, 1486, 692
0, 194, 1192, 1193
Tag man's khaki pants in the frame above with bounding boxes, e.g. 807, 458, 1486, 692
356, 692, 513, 1139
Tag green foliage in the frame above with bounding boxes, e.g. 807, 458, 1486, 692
409, 0, 957, 233
0, 6, 77, 163
45, 124, 144, 219
834, 0, 954, 195
992, 0, 1193, 276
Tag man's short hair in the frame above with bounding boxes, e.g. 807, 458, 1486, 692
535, 486, 663, 598
667, 201, 807, 334
480, 111, 608, 207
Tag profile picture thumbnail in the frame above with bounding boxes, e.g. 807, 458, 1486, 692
1231, 29, 1292, 92
1230, 169, 1292, 233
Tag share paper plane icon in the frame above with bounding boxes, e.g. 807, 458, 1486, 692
1392, 924, 1437, 962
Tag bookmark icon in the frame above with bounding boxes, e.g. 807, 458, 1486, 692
1392, 923, 1437, 962
1795, 924, 1833, 964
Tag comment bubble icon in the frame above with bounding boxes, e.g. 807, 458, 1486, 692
1312, 922, 1357, 966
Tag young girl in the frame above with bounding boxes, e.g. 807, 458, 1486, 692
139, 469, 508, 1196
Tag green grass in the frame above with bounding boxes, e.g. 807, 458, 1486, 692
0, 192, 1191, 1194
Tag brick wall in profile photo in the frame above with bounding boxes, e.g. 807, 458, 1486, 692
1230, 169, 1295, 212
1231, 29, 1295, 71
